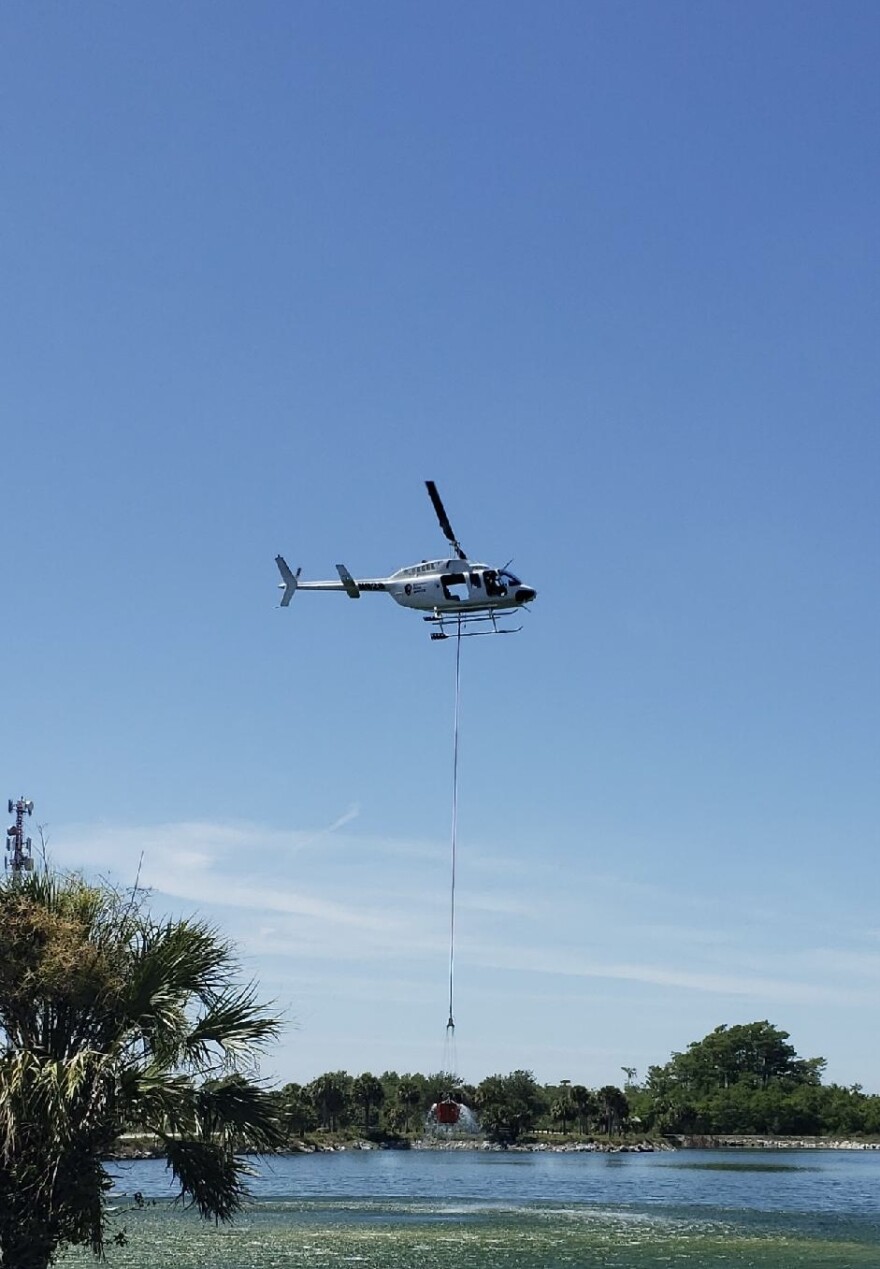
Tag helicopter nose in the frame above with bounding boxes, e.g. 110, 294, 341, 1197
515, 587, 537, 604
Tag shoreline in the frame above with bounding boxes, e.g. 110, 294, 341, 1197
670, 1133, 880, 1151
109, 1133, 880, 1161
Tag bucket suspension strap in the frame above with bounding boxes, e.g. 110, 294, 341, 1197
447, 623, 462, 1037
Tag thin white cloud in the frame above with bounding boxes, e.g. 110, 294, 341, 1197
464, 941, 878, 1007
326, 804, 360, 834
53, 820, 409, 936
777, 947, 880, 982
49, 817, 880, 1020
457, 891, 531, 917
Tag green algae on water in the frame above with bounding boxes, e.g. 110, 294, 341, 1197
57, 1199, 880, 1269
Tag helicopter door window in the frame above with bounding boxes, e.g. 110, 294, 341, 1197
484, 570, 506, 598
441, 572, 468, 602
469, 572, 482, 589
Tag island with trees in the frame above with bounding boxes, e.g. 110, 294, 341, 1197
277, 1020, 880, 1150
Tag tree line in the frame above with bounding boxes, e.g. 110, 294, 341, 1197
630, 1021, 880, 1137
279, 1021, 880, 1147
279, 1068, 630, 1145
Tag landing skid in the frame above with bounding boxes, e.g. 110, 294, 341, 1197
425, 608, 523, 640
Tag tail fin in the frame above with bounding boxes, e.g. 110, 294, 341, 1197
275, 555, 300, 607
335, 563, 361, 599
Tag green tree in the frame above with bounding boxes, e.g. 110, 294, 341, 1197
597, 1085, 629, 1136
666, 1022, 823, 1095
351, 1072, 385, 1135
0, 869, 282, 1269
394, 1075, 425, 1134
644, 1022, 827, 1135
621, 1078, 652, 1132
547, 1079, 573, 1134
860, 1093, 880, 1135
379, 1070, 400, 1106
476, 1070, 546, 1144
279, 1082, 318, 1138
570, 1085, 598, 1135
549, 1098, 569, 1134
307, 1071, 353, 1132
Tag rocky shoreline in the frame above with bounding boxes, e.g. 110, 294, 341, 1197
670, 1134, 880, 1151
294, 1135, 880, 1154
340, 1138, 670, 1153
439, 1139, 668, 1152
109, 1133, 880, 1160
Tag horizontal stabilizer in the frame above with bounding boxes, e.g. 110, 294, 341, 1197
336, 563, 360, 599
275, 555, 301, 607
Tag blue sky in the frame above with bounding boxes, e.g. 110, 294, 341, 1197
3, 1, 878, 1092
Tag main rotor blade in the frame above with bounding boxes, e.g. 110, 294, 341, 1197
426, 480, 467, 560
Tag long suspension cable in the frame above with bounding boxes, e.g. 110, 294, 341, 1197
446, 622, 463, 1040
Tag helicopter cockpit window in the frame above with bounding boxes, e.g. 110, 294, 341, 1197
498, 570, 521, 587
469, 572, 482, 589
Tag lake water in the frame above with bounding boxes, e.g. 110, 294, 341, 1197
58, 1148, 880, 1268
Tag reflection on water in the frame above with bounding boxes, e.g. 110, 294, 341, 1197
56, 1150, 880, 1269
669, 1161, 824, 1172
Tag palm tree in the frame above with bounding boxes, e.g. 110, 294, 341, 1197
570, 1084, 598, 1135
551, 1079, 572, 1135
279, 1082, 318, 1137
548, 1097, 569, 1134
351, 1072, 384, 1135
394, 1076, 424, 1134
598, 1085, 630, 1137
0, 869, 283, 1269
307, 1071, 352, 1132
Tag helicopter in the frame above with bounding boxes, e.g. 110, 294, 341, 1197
275, 481, 537, 638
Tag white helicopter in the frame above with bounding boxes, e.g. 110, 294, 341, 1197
275, 481, 537, 638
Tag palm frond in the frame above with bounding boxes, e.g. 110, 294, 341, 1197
0, 1050, 116, 1156
195, 1076, 284, 1152
162, 1137, 254, 1222
120, 1067, 198, 1139
133, 919, 236, 1003
181, 985, 281, 1072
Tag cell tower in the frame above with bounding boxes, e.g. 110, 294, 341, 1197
6, 796, 35, 875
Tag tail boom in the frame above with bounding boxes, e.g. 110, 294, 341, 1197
275, 556, 387, 606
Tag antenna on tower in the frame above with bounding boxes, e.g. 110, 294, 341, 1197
6, 796, 35, 875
